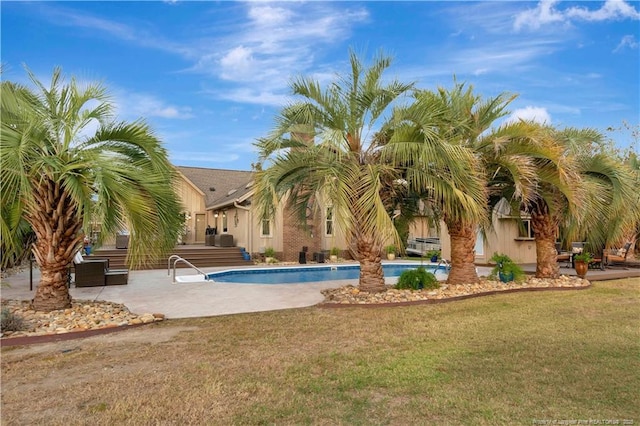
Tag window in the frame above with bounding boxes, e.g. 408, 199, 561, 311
475, 228, 484, 256
222, 211, 228, 233
325, 207, 334, 236
261, 219, 271, 237
518, 219, 534, 239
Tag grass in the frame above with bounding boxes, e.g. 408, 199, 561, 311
2, 278, 639, 425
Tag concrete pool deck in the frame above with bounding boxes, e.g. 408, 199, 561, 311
2, 261, 637, 319
1, 265, 347, 319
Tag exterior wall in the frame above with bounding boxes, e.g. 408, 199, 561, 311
174, 176, 206, 244
281, 207, 322, 262
253, 203, 285, 259
208, 206, 249, 249
407, 215, 537, 264
484, 214, 537, 264
242, 195, 350, 262
407, 218, 450, 259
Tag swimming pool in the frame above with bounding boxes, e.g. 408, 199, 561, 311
207, 262, 449, 284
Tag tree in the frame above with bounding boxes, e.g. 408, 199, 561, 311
558, 131, 638, 267
521, 126, 635, 278
1, 67, 183, 311
404, 83, 554, 284
254, 51, 484, 292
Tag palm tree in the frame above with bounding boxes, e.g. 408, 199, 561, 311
403, 83, 550, 284
1, 67, 183, 311
521, 127, 636, 278
557, 131, 638, 269
254, 51, 485, 292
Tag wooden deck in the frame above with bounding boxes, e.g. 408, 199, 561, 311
91, 244, 252, 270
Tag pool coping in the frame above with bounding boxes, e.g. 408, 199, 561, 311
183, 261, 449, 283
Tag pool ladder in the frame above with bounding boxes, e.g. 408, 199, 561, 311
434, 258, 451, 273
168, 255, 211, 283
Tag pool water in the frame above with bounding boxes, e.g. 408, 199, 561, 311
207, 263, 449, 284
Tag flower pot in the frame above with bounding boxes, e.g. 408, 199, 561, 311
330, 255, 338, 262
574, 260, 588, 278
430, 255, 438, 262
387, 253, 396, 260
499, 271, 514, 283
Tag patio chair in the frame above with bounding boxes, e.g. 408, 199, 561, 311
605, 242, 632, 266
555, 243, 571, 267
74, 252, 128, 287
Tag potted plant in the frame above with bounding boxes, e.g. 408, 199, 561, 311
329, 247, 340, 262
573, 252, 593, 278
264, 247, 276, 263
385, 245, 397, 260
490, 252, 525, 283
425, 249, 441, 262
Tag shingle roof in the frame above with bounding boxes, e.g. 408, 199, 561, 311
175, 166, 254, 209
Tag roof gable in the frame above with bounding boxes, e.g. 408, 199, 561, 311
176, 166, 253, 208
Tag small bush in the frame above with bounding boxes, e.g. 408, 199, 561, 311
395, 267, 440, 290
1, 307, 26, 332
489, 252, 526, 283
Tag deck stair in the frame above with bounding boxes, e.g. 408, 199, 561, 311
91, 245, 251, 270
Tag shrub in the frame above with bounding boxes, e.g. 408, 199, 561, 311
395, 267, 440, 290
489, 252, 526, 283
264, 247, 276, 258
1, 307, 26, 332
425, 249, 441, 261
574, 252, 594, 263
330, 247, 340, 256
385, 245, 397, 254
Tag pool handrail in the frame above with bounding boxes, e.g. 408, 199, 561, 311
435, 258, 451, 272
168, 255, 210, 283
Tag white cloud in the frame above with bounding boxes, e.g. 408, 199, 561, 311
115, 92, 193, 120
209, 3, 369, 91
514, 0, 566, 31
566, 0, 640, 21
614, 35, 640, 52
247, 5, 292, 27
220, 46, 255, 80
210, 87, 289, 107
514, 0, 640, 31
506, 106, 552, 124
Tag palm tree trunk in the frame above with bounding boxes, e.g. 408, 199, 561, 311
446, 220, 479, 284
353, 223, 386, 293
33, 263, 73, 311
531, 208, 560, 279
28, 179, 83, 311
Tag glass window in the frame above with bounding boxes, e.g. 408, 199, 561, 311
518, 219, 534, 239
222, 211, 228, 233
475, 228, 484, 256
325, 207, 334, 236
261, 219, 271, 237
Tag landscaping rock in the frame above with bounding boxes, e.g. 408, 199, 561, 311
1, 299, 163, 339
321, 275, 590, 305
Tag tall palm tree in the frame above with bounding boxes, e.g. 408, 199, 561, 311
403, 83, 551, 284
523, 127, 637, 278
494, 126, 580, 279
557, 131, 637, 268
254, 51, 485, 292
1, 67, 183, 311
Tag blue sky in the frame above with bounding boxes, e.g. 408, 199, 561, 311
2, 1, 639, 170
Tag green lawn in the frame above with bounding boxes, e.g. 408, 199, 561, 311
2, 278, 639, 425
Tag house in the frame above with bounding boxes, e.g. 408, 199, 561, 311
175, 166, 348, 262
175, 165, 537, 265
407, 199, 538, 265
